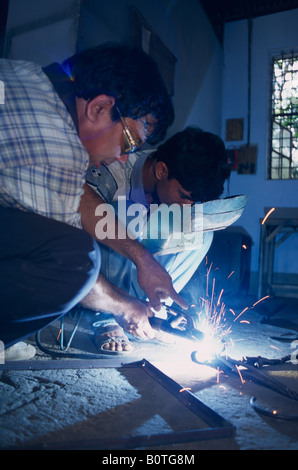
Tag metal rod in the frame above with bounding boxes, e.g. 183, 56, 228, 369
16, 426, 234, 450
7, 359, 235, 450
136, 359, 234, 430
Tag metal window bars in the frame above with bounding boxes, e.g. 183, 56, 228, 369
269, 50, 298, 179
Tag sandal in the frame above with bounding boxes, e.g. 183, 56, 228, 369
93, 324, 134, 355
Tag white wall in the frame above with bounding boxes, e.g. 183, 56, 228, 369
222, 10, 298, 282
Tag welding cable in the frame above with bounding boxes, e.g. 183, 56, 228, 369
191, 350, 298, 420
250, 396, 298, 421
241, 354, 291, 367
269, 335, 298, 343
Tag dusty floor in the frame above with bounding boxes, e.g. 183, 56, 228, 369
1, 294, 298, 451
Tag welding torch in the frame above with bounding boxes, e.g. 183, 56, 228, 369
148, 302, 205, 343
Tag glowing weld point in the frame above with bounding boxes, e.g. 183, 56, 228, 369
273, 410, 278, 415
192, 335, 223, 364
179, 387, 192, 393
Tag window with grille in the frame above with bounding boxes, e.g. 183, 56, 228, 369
269, 51, 298, 179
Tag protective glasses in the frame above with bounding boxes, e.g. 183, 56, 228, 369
116, 106, 144, 154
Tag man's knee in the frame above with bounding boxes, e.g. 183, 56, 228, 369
1, 223, 101, 320
71, 231, 102, 298
42, 228, 101, 307
0, 209, 101, 346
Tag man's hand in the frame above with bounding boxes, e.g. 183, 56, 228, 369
136, 250, 188, 311
81, 274, 155, 339
112, 295, 155, 339
80, 184, 188, 312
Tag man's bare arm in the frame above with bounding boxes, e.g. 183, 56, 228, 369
80, 273, 154, 339
79, 183, 187, 310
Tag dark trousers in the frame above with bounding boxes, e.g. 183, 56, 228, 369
0, 206, 101, 347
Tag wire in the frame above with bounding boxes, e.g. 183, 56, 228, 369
250, 397, 298, 421
35, 330, 116, 360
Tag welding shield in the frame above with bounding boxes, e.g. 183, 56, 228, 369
140, 195, 248, 255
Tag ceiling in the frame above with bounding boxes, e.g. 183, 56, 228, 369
199, 0, 298, 43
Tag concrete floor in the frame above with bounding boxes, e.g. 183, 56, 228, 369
1, 295, 298, 451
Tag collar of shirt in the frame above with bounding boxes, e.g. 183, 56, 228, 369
130, 151, 151, 209
42, 62, 79, 132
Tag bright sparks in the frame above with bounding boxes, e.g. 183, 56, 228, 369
190, 260, 270, 364
253, 295, 270, 307
261, 207, 275, 225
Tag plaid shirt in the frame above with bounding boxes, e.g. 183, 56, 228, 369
0, 59, 89, 228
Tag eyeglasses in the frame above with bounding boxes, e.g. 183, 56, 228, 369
116, 106, 144, 154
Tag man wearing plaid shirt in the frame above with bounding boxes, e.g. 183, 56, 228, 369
0, 42, 184, 354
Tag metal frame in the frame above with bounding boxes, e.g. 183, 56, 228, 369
258, 207, 298, 298
58, 360, 235, 450
1, 359, 235, 450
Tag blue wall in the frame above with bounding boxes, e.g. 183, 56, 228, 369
77, 0, 224, 137
5, 0, 298, 290
5, 0, 224, 137
222, 10, 298, 281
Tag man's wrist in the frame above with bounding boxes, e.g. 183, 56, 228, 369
129, 241, 153, 268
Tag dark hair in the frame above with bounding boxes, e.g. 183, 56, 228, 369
154, 126, 231, 202
63, 42, 174, 144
